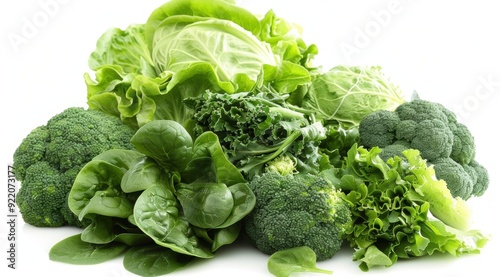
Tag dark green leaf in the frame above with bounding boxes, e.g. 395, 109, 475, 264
123, 244, 194, 276
131, 120, 193, 172
134, 185, 214, 258
49, 234, 127, 265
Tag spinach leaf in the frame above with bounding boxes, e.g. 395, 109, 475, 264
131, 120, 193, 172
178, 182, 256, 230
68, 149, 143, 220
123, 244, 194, 276
183, 131, 247, 185
121, 156, 168, 193
80, 215, 152, 246
267, 246, 332, 277
79, 183, 134, 219
222, 182, 256, 227
49, 234, 128, 265
176, 131, 255, 230
80, 215, 115, 244
175, 182, 234, 229
194, 223, 242, 252
134, 185, 214, 258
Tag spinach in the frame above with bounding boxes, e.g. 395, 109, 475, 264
131, 119, 193, 172
49, 234, 128, 265
182, 131, 247, 184
123, 244, 194, 277
121, 156, 168, 193
267, 246, 332, 277
52, 119, 255, 275
176, 181, 255, 229
68, 149, 144, 220
193, 223, 242, 252
175, 182, 234, 229
134, 185, 214, 258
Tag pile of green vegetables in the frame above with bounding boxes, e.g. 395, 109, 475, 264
12, 0, 491, 276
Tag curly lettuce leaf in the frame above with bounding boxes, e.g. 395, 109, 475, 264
338, 145, 488, 271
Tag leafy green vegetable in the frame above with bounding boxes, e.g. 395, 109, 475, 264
121, 156, 168, 193
131, 119, 193, 172
175, 182, 234, 229
53, 118, 255, 275
186, 89, 327, 177
153, 19, 277, 92
302, 65, 405, 127
267, 246, 332, 277
176, 182, 255, 229
134, 185, 214, 258
49, 234, 128, 265
85, 0, 316, 129
68, 149, 144, 221
335, 145, 488, 271
123, 244, 194, 276
182, 131, 247, 185
88, 24, 154, 75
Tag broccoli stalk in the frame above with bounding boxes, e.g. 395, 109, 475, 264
13, 107, 137, 227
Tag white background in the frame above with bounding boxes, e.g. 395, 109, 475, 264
1, 0, 499, 276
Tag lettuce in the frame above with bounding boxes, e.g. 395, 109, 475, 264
84, 0, 316, 130
332, 145, 488, 271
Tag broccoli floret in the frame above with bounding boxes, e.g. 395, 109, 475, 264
395, 119, 417, 141
12, 126, 49, 181
244, 171, 351, 261
410, 119, 454, 161
432, 158, 474, 200
466, 160, 489, 197
16, 162, 68, 227
358, 98, 489, 199
448, 122, 475, 164
13, 107, 136, 227
395, 99, 449, 123
379, 142, 409, 161
358, 110, 399, 148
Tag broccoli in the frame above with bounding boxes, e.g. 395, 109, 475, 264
432, 158, 474, 199
244, 159, 351, 261
358, 99, 489, 200
464, 160, 489, 197
358, 110, 398, 148
13, 107, 136, 227
378, 142, 409, 161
